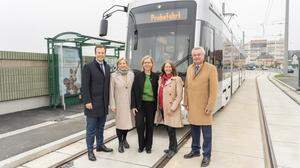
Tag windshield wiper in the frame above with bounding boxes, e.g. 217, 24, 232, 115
174, 37, 191, 67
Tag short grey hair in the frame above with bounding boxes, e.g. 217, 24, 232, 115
192, 47, 205, 56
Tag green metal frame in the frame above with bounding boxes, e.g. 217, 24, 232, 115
46, 32, 125, 108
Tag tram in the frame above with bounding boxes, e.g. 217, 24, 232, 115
100, 0, 246, 124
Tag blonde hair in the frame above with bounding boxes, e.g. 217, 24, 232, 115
140, 55, 154, 71
116, 57, 128, 66
116, 57, 129, 70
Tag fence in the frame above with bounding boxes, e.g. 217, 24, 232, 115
0, 51, 99, 102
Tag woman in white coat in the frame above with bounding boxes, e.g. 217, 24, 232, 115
110, 58, 135, 153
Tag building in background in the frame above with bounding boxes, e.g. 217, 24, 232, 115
243, 38, 284, 68
267, 38, 284, 67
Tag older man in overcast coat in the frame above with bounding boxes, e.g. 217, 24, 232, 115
183, 47, 218, 167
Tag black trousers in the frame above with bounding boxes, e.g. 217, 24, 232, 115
166, 126, 178, 152
161, 110, 178, 152
116, 129, 128, 142
135, 101, 156, 150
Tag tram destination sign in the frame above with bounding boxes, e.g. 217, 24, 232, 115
135, 8, 188, 24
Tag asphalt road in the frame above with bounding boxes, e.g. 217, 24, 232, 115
0, 105, 83, 134
0, 105, 114, 161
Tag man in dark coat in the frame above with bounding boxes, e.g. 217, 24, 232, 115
82, 45, 113, 161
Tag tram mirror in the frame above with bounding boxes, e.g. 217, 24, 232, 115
100, 19, 108, 36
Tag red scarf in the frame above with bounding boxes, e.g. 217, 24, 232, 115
158, 74, 173, 109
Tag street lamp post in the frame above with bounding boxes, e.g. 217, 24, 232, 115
283, 0, 289, 74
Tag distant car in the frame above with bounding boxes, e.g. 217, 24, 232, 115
246, 66, 256, 70
262, 67, 269, 70
287, 67, 294, 73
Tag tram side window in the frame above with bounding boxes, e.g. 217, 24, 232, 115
233, 47, 240, 71
214, 31, 224, 81
200, 24, 214, 64
223, 38, 232, 80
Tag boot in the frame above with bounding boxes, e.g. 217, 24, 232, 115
118, 141, 124, 153
123, 139, 130, 149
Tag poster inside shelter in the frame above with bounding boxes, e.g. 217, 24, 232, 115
55, 46, 81, 97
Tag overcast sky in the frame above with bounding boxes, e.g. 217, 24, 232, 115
0, 0, 295, 53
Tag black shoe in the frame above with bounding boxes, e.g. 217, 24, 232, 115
183, 151, 200, 159
118, 142, 124, 153
138, 148, 144, 153
166, 150, 176, 158
123, 139, 130, 149
146, 149, 151, 154
201, 157, 210, 167
173, 148, 178, 153
96, 144, 113, 152
164, 149, 169, 154
88, 151, 96, 161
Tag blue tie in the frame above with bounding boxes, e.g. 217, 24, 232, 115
194, 65, 200, 76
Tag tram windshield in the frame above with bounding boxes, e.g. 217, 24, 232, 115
126, 1, 196, 73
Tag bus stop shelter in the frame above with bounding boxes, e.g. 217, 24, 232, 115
45, 32, 125, 108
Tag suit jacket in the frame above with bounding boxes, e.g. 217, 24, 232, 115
82, 59, 110, 117
131, 71, 159, 111
183, 62, 218, 125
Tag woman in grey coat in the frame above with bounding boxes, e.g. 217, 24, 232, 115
110, 58, 135, 153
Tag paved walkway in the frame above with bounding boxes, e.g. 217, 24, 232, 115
21, 126, 190, 168
257, 74, 300, 168
7, 71, 300, 168
165, 72, 265, 167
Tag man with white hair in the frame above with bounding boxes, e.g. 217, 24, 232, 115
183, 47, 218, 167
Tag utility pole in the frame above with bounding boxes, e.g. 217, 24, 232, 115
283, 0, 289, 73
243, 31, 245, 45
260, 23, 265, 38
222, 3, 236, 24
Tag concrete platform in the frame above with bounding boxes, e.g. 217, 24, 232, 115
165, 72, 265, 168
10, 71, 300, 168
64, 126, 189, 168
20, 125, 189, 168
257, 74, 300, 168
